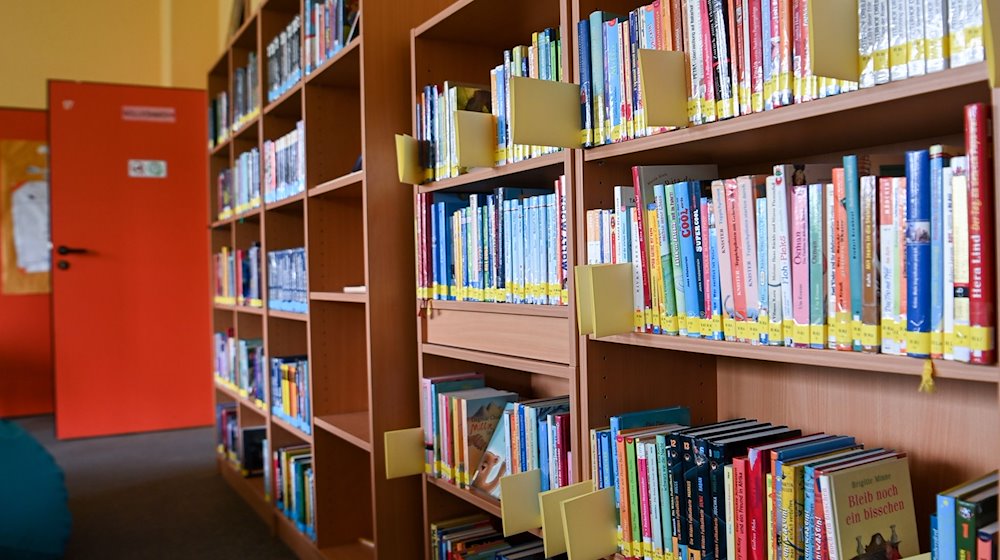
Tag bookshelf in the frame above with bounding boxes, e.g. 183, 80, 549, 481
208, 0, 443, 558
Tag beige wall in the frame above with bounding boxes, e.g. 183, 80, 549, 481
0, 0, 231, 109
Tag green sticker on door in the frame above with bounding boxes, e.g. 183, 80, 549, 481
127, 159, 167, 178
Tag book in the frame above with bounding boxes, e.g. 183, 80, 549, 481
470, 402, 514, 499
958, 485, 999, 560
965, 103, 995, 364
937, 472, 1000, 560
905, 149, 932, 357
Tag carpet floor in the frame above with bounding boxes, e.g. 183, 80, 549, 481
15, 416, 295, 560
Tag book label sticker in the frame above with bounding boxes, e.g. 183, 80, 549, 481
121, 105, 176, 123
127, 159, 167, 179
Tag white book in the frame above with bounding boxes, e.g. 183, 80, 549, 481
713, 180, 736, 341
630, 207, 645, 332
766, 175, 785, 345
647, 442, 663, 560
773, 165, 795, 346
686, 0, 705, 125
906, 0, 927, 76
880, 178, 899, 354
889, 0, 909, 81
615, 186, 637, 264
601, 209, 612, 267
948, 0, 966, 67
942, 165, 955, 360
547, 194, 558, 305
965, 0, 985, 64
923, 0, 950, 72
874, 0, 892, 84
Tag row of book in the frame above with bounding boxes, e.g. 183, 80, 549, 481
271, 443, 316, 539
217, 148, 262, 220
935, 471, 999, 560
212, 244, 263, 308
577, 0, 984, 147
422, 372, 572, 500
271, 356, 311, 435
303, 0, 359, 75
267, 248, 308, 314
431, 515, 545, 560
233, 52, 260, 131
585, 103, 994, 364
591, 405, 919, 560
213, 331, 266, 408
413, 26, 563, 184
415, 177, 569, 305
266, 15, 302, 104
263, 121, 305, 204
215, 403, 267, 477
209, 91, 228, 148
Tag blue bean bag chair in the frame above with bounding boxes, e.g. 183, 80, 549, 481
0, 420, 71, 559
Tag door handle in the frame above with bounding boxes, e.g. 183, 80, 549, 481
57, 245, 89, 255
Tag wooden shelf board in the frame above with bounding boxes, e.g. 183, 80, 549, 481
309, 170, 363, 198
413, 0, 560, 50
210, 218, 231, 228
264, 191, 305, 211
228, 11, 257, 50
232, 115, 259, 142
233, 207, 262, 221
421, 343, 574, 379
320, 543, 375, 560
214, 379, 268, 413
310, 291, 368, 304
271, 414, 314, 443
218, 456, 273, 526
236, 304, 265, 315
240, 401, 268, 417
264, 82, 302, 117
313, 412, 372, 451
210, 137, 230, 157
214, 379, 240, 400
268, 309, 309, 322
427, 300, 569, 318
424, 475, 543, 537
593, 333, 1000, 384
584, 63, 989, 166
305, 37, 361, 89
416, 151, 568, 194
214, 302, 235, 312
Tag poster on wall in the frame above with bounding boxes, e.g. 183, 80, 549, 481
1, 140, 50, 294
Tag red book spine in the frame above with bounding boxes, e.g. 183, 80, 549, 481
813, 471, 829, 560
749, 0, 763, 112
734, 457, 749, 560
966, 102, 996, 363
556, 413, 570, 486
702, 197, 714, 325
746, 450, 768, 560
633, 166, 653, 332
726, 179, 748, 330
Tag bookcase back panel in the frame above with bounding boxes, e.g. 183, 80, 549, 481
414, 0, 564, 49
424, 309, 573, 364
263, 206, 305, 249
303, 85, 361, 187
263, 111, 302, 140
716, 357, 1000, 549
239, 402, 268, 426
213, 308, 234, 332
309, 301, 370, 416
412, 38, 504, 102
267, 315, 309, 357
237, 312, 264, 339
306, 195, 365, 292
314, 429, 374, 547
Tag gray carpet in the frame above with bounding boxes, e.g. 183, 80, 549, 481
15, 416, 295, 559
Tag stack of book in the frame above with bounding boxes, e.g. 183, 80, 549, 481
212, 332, 265, 410
217, 167, 235, 220
267, 248, 308, 314
266, 16, 302, 103
592, 406, 919, 560
415, 177, 569, 305
213, 247, 236, 304
271, 356, 310, 435
263, 121, 305, 204
584, 103, 995, 364
232, 148, 262, 215
430, 515, 545, 559
414, 26, 563, 183
271, 443, 316, 539
935, 471, 999, 560
303, 0, 359, 74
213, 329, 234, 382
216, 402, 238, 464
236, 242, 263, 308
233, 52, 260, 130
215, 403, 267, 478
209, 91, 228, 148
422, 372, 572, 500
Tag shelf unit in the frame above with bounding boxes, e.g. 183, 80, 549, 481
208, 0, 445, 558
407, 0, 582, 556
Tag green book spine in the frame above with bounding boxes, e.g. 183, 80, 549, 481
808, 183, 827, 349
657, 433, 675, 555
844, 155, 863, 350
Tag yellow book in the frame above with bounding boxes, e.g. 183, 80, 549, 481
767, 473, 776, 560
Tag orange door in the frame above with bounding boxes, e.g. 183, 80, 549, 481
49, 81, 211, 439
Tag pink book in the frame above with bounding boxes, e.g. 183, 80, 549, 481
791, 183, 810, 347
726, 179, 747, 330
738, 176, 762, 336
702, 196, 714, 329
638, 439, 653, 558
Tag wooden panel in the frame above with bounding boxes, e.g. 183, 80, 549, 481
308, 301, 369, 416
237, 311, 264, 340
412, 36, 501, 104
424, 307, 572, 364
266, 314, 308, 356
414, 0, 562, 49
314, 411, 372, 451
314, 429, 374, 548
303, 83, 361, 187
306, 189, 364, 292
263, 202, 305, 249
717, 359, 1000, 551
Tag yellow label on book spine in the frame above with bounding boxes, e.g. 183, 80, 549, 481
687, 99, 697, 123
663, 315, 679, 335
835, 317, 851, 346
810, 325, 827, 347
724, 317, 737, 339
944, 332, 955, 356
850, 320, 863, 345
783, 319, 795, 342
906, 331, 931, 355
861, 324, 880, 347
635, 310, 645, 331
930, 332, 944, 357
769, 321, 784, 344
874, 49, 890, 73
969, 326, 994, 351
955, 324, 971, 346
793, 324, 811, 346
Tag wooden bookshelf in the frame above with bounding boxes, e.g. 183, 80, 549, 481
208, 1, 444, 558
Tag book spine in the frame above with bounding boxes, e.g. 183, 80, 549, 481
826, 183, 838, 348
638, 440, 653, 559
757, 195, 770, 345
889, 0, 909, 81
734, 0, 748, 116
931, 147, 948, 357
906, 0, 927, 76
808, 183, 826, 348
657, 434, 675, 558
683, 0, 703, 124
726, 179, 748, 338
906, 149, 932, 358
630, 437, 645, 557
953, 158, 972, 360
618, 434, 632, 555
725, 464, 737, 560
649, 441, 664, 560
749, 0, 764, 113
966, 103, 995, 364
580, 20, 594, 148
746, 452, 767, 560
702, 197, 716, 338
874, 0, 891, 84
650, 203, 665, 333
734, 458, 749, 560
766, 473, 776, 560
632, 207, 648, 331
861, 175, 881, 352
766, 176, 785, 345
714, 181, 737, 341
711, 201, 726, 340
739, 177, 761, 341
791, 183, 810, 348
956, 496, 982, 560
700, 0, 718, 124
778, 465, 797, 560
943, 163, 956, 359
634, 167, 654, 332
678, 182, 704, 338
924, 0, 948, 73
591, 13, 608, 145
977, 529, 995, 560
668, 185, 690, 335
880, 177, 899, 354
774, 166, 795, 345
895, 177, 909, 355
656, 185, 680, 334
777, 0, 792, 106
844, 156, 864, 351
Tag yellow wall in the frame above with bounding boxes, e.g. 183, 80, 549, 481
0, 0, 231, 109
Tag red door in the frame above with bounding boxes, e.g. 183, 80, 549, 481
49, 81, 211, 439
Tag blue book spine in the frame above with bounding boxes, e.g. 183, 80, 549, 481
654, 184, 678, 334
675, 182, 702, 335
844, 155, 863, 350
804, 464, 817, 560
503, 200, 512, 302
513, 200, 523, 303
610, 415, 622, 506
539, 416, 550, 491
930, 148, 946, 353
938, 493, 957, 560
590, 12, 612, 145
605, 19, 622, 142
628, 9, 640, 139
518, 403, 527, 470
709, 218, 723, 340
756, 196, 769, 344
431, 202, 441, 300
689, 183, 706, 333
600, 431, 613, 490
579, 20, 593, 147
594, 430, 604, 488
444, 206, 455, 300
906, 149, 931, 358
930, 514, 939, 560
